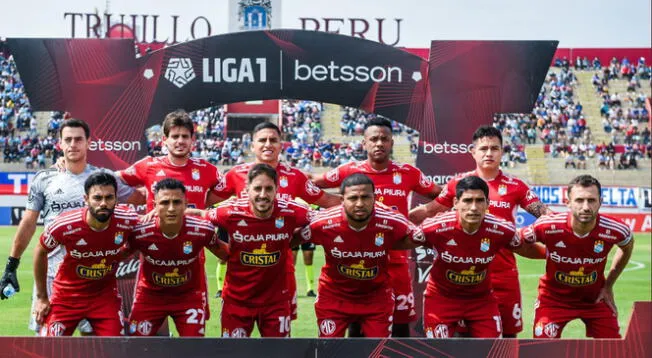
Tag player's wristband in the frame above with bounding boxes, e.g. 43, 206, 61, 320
5, 257, 19, 272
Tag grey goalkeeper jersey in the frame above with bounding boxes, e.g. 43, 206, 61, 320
25, 164, 133, 276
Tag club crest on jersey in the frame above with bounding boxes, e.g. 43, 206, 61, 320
480, 238, 490, 252
183, 241, 193, 254
279, 176, 288, 188
375, 233, 384, 247
114, 232, 124, 245
498, 185, 507, 196
393, 172, 402, 185
275, 217, 285, 229
594, 240, 604, 253
191, 168, 200, 180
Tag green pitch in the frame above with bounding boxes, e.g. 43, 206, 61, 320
0, 226, 649, 338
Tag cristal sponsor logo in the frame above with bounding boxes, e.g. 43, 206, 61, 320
164, 58, 196, 88
422, 142, 471, 154
549, 251, 607, 265
70, 248, 121, 259
145, 255, 197, 266
445, 266, 487, 285
202, 58, 267, 83
76, 259, 113, 280
240, 244, 281, 267
152, 268, 191, 287
89, 140, 142, 152
294, 59, 403, 83
337, 260, 378, 280
554, 267, 598, 286
440, 251, 494, 265
330, 247, 385, 259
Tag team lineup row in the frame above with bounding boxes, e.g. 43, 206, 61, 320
0, 112, 634, 339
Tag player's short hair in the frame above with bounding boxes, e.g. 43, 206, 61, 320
340, 173, 375, 195
247, 163, 277, 184
154, 178, 186, 195
84, 172, 117, 195
59, 118, 91, 139
472, 125, 503, 146
162, 109, 194, 137
567, 174, 602, 197
455, 176, 489, 200
364, 117, 393, 133
252, 122, 281, 138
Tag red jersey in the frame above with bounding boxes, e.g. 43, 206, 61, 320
300, 204, 421, 302
213, 162, 324, 203
436, 170, 540, 273
520, 213, 632, 304
322, 160, 436, 263
39, 205, 138, 302
419, 212, 520, 299
120, 156, 222, 211
128, 216, 217, 296
207, 198, 311, 306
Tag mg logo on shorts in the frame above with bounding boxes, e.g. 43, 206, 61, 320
434, 324, 449, 338
138, 320, 152, 335
319, 319, 336, 336
544, 323, 559, 338
48, 322, 66, 336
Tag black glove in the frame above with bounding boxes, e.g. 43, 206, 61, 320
0, 257, 20, 299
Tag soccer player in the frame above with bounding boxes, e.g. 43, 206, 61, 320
520, 175, 634, 339
0, 119, 138, 335
409, 125, 551, 337
312, 117, 440, 337
32, 172, 138, 336
299, 173, 423, 338
119, 110, 222, 210
126, 179, 228, 337
199, 164, 311, 337
210, 122, 339, 319
415, 176, 529, 338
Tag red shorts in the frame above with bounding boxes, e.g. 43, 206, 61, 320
424, 293, 502, 338
41, 294, 123, 336
388, 262, 416, 324
287, 271, 298, 320
315, 294, 394, 338
128, 290, 207, 337
491, 273, 523, 335
221, 299, 291, 338
533, 295, 621, 338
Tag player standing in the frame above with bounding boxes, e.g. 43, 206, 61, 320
312, 117, 440, 337
520, 175, 634, 338
300, 173, 423, 338
210, 122, 339, 321
126, 179, 228, 337
415, 176, 528, 338
199, 164, 311, 337
33, 172, 138, 336
0, 119, 138, 335
410, 125, 551, 337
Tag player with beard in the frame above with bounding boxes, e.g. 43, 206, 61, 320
33, 172, 139, 336
312, 117, 440, 337
410, 176, 530, 338
126, 179, 228, 337
195, 164, 311, 337
209, 122, 340, 322
299, 174, 423, 338
0, 119, 139, 335
409, 125, 551, 337
521, 175, 634, 338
